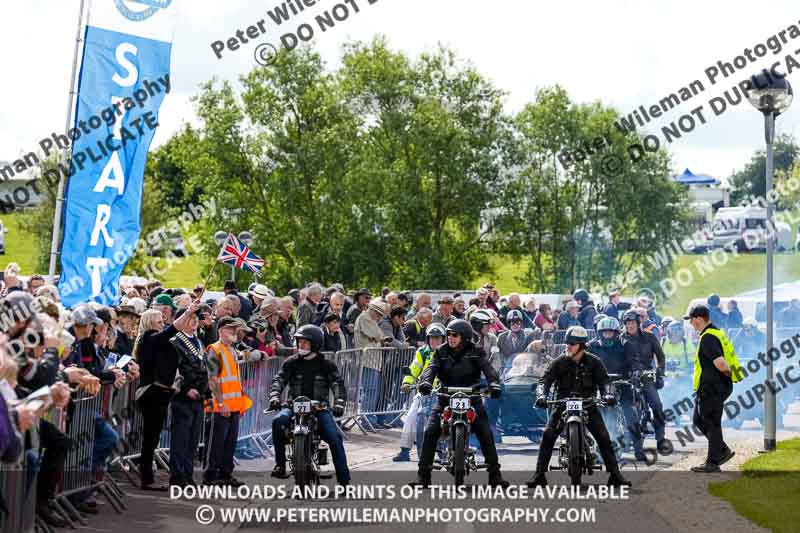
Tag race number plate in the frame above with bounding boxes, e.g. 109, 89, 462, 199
566, 400, 583, 411
450, 397, 470, 410
293, 401, 312, 414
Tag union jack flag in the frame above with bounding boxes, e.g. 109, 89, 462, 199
216, 233, 265, 273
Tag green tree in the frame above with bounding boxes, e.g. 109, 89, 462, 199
730, 133, 798, 205
493, 86, 691, 293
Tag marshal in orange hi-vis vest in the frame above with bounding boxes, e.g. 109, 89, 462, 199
205, 342, 253, 414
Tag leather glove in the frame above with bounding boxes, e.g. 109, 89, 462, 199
269, 396, 281, 411
489, 384, 502, 399
604, 395, 617, 407
332, 403, 345, 417
418, 382, 432, 396
655, 375, 665, 390
400, 383, 412, 394
534, 396, 547, 409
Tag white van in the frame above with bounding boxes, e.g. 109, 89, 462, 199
712, 206, 768, 252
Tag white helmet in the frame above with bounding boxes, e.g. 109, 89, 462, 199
742, 317, 758, 328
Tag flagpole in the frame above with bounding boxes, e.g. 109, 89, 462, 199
48, 0, 88, 283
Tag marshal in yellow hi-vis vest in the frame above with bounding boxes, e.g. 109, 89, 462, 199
693, 327, 744, 391
205, 342, 253, 413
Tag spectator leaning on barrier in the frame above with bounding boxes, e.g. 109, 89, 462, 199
432, 295, 455, 326
203, 317, 252, 487
5, 292, 76, 527
403, 307, 432, 348
354, 299, 389, 349
380, 305, 408, 349
168, 301, 209, 488
685, 304, 741, 473
557, 301, 580, 330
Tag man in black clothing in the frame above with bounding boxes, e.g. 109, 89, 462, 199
528, 326, 631, 487
135, 304, 198, 490
620, 310, 671, 454
168, 302, 210, 487
685, 304, 737, 472
587, 317, 644, 460
413, 319, 509, 488
269, 325, 350, 484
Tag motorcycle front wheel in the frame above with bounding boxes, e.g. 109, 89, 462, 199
453, 424, 466, 486
293, 433, 317, 490
567, 421, 583, 486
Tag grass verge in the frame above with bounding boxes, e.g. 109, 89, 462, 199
708, 438, 800, 533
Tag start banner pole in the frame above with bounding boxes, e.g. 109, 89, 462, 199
48, 0, 88, 283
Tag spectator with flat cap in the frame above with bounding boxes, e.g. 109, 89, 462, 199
346, 288, 372, 333
685, 303, 742, 473
203, 317, 253, 487
432, 295, 455, 326
153, 293, 177, 326
354, 299, 390, 349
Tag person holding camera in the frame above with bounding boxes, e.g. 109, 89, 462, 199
203, 317, 253, 486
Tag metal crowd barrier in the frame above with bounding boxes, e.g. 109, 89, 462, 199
0, 457, 37, 533
355, 348, 416, 431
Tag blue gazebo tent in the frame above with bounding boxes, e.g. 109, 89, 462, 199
674, 168, 719, 185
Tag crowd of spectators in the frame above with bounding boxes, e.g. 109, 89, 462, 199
0, 261, 672, 528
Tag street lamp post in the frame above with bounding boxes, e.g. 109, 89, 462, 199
746, 71, 793, 452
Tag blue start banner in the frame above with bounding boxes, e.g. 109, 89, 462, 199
59, 0, 177, 308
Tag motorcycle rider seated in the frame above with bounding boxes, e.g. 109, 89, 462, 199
620, 310, 671, 454
393, 323, 447, 462
413, 319, 509, 488
527, 326, 631, 487
269, 325, 350, 485
587, 317, 646, 461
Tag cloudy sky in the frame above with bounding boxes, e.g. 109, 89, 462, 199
3, 0, 800, 182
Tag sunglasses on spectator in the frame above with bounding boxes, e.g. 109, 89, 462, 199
447, 332, 461, 338
566, 342, 580, 346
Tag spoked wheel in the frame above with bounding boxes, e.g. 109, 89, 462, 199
567, 422, 583, 486
293, 434, 318, 491
453, 425, 466, 486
